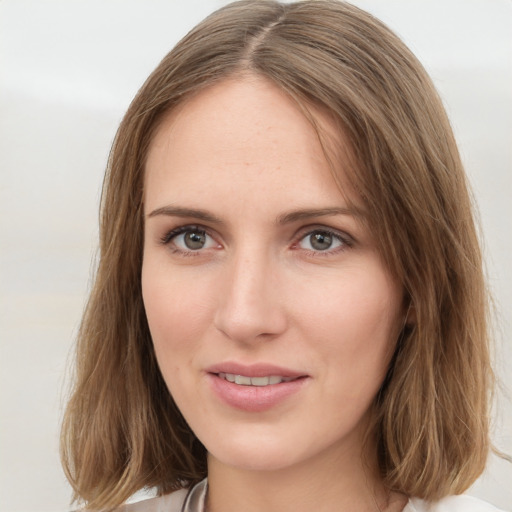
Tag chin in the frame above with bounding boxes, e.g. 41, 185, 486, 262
206, 434, 304, 473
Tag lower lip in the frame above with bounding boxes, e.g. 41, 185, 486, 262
207, 373, 308, 412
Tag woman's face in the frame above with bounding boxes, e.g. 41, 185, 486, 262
142, 76, 404, 473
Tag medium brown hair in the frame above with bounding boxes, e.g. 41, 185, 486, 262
61, 1, 492, 509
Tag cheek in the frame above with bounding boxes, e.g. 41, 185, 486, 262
141, 261, 215, 365
298, 266, 400, 334
141, 264, 214, 407
143, 256, 214, 325
294, 266, 402, 375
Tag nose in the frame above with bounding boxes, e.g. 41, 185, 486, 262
213, 250, 288, 344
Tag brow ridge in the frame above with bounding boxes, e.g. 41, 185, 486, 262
277, 207, 363, 224
147, 206, 223, 224
147, 205, 363, 225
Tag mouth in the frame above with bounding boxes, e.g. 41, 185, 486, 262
216, 372, 298, 387
206, 363, 309, 412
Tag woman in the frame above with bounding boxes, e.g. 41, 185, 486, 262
60, 1, 505, 511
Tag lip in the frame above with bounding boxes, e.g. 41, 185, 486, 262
205, 362, 306, 379
205, 361, 309, 412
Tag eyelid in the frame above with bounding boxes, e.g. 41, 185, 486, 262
293, 225, 355, 252
157, 222, 354, 256
159, 224, 220, 251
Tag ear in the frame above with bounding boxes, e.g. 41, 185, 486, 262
404, 300, 416, 327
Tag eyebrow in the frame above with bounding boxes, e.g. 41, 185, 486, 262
147, 206, 224, 224
277, 207, 364, 224
148, 205, 363, 225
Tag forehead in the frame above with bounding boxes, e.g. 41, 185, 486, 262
144, 76, 358, 215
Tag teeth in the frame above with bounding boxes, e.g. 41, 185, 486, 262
218, 373, 295, 386
235, 374, 251, 385
251, 376, 272, 386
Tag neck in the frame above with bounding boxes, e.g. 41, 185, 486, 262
206, 443, 406, 512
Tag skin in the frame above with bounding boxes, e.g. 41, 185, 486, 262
142, 75, 407, 512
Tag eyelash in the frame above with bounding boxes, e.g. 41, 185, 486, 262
159, 224, 353, 256
159, 225, 216, 257
294, 227, 353, 256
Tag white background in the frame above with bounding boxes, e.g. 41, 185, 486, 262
0, 1, 510, 511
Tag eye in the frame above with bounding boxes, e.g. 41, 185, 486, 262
162, 226, 218, 252
297, 229, 346, 252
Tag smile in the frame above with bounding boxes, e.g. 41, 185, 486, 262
208, 370, 308, 412
217, 373, 296, 386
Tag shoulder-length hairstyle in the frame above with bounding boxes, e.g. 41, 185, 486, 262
61, 0, 492, 509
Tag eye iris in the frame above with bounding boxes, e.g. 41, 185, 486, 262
184, 231, 206, 250
310, 232, 332, 250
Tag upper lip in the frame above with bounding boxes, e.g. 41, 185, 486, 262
205, 361, 307, 379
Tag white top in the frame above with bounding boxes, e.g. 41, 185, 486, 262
118, 479, 508, 512
406, 495, 507, 511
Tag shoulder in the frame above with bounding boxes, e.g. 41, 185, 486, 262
406, 494, 508, 512
117, 488, 189, 512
